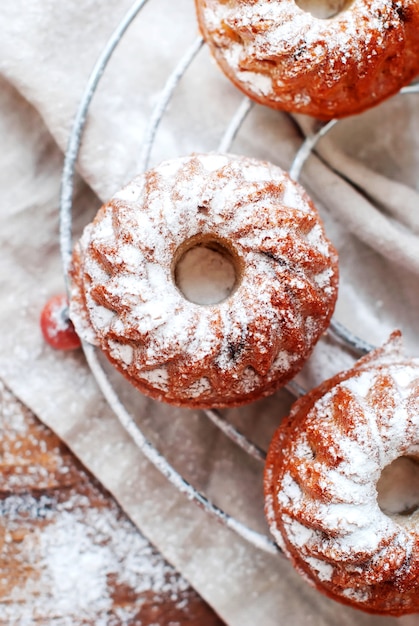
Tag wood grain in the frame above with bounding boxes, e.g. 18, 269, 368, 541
0, 380, 225, 625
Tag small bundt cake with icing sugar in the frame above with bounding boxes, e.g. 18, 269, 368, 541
264, 331, 419, 615
69, 153, 338, 408
195, 0, 419, 119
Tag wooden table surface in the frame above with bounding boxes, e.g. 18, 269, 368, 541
0, 380, 225, 625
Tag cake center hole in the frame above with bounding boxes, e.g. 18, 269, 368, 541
377, 456, 419, 517
174, 239, 238, 305
294, 0, 351, 19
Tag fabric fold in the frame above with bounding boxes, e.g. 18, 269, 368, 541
292, 111, 419, 274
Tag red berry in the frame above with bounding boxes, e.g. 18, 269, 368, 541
40, 294, 81, 351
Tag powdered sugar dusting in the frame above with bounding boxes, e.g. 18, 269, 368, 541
0, 379, 193, 625
237, 71, 272, 96
197, 0, 419, 118
70, 153, 338, 407
45, 298, 69, 336
304, 556, 334, 582
2, 502, 190, 624
265, 336, 419, 612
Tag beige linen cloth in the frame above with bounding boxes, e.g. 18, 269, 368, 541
0, 1, 419, 624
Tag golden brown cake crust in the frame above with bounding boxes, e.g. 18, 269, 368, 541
69, 153, 338, 408
264, 331, 419, 615
195, 0, 419, 120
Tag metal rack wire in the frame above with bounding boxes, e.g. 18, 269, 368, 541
59, 0, 419, 555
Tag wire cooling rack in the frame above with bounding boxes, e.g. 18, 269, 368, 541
59, 0, 419, 555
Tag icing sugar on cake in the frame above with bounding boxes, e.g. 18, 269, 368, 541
264, 331, 419, 616
195, 0, 419, 119
69, 153, 338, 408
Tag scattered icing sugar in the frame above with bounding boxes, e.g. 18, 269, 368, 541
281, 183, 310, 211
272, 350, 295, 373
277, 473, 303, 507
303, 556, 333, 582
237, 71, 273, 96
46, 299, 69, 336
314, 267, 335, 289
114, 181, 143, 203
187, 376, 212, 398
0, 380, 192, 625
2, 496, 191, 625
90, 302, 115, 333
342, 587, 370, 603
70, 153, 337, 405
141, 367, 169, 390
108, 340, 134, 366
391, 364, 419, 388
283, 516, 316, 549
197, 153, 229, 171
